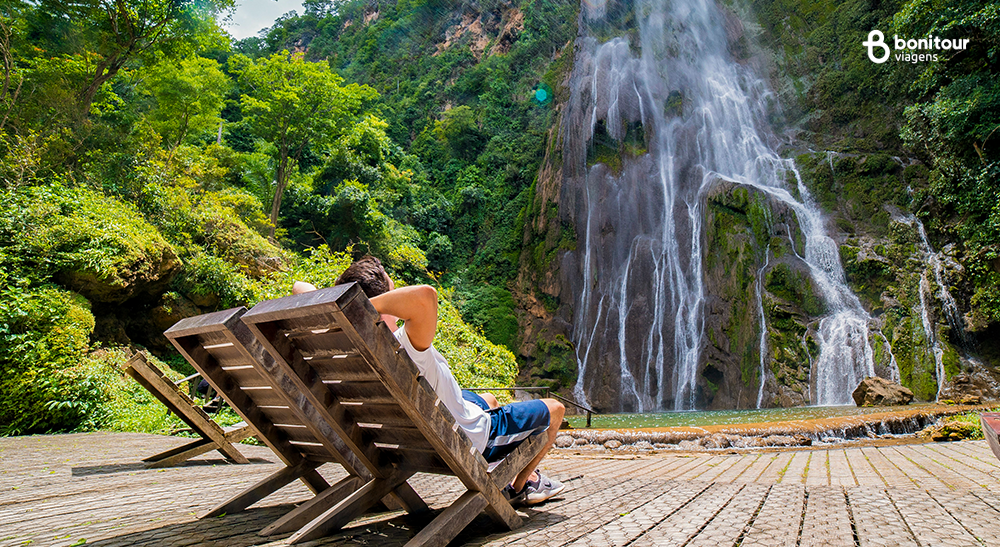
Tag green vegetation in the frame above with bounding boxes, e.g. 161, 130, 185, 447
893, 0, 1000, 329
229, 51, 377, 238
0, 0, 555, 434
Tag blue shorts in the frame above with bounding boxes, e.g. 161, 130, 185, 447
462, 390, 550, 462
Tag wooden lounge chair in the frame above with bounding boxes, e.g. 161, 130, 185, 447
123, 352, 255, 468
981, 412, 1000, 462
163, 308, 426, 521
239, 283, 547, 546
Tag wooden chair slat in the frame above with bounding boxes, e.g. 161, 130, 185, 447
322, 381, 394, 400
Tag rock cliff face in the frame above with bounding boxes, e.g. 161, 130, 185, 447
699, 181, 819, 410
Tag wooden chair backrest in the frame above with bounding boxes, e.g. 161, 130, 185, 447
240, 283, 489, 480
164, 308, 366, 475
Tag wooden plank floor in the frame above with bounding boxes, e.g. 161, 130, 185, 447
3, 433, 1000, 546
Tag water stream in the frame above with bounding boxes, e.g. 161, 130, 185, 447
563, 0, 884, 411
755, 247, 770, 409
897, 213, 970, 399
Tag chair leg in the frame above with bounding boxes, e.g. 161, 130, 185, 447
300, 468, 331, 494
389, 481, 430, 514
146, 438, 222, 469
404, 490, 489, 547
260, 475, 363, 536
288, 469, 416, 544
143, 437, 214, 465
201, 459, 322, 518
213, 424, 255, 463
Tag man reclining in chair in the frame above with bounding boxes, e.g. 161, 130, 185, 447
293, 256, 566, 505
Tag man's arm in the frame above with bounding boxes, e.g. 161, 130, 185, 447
369, 285, 437, 351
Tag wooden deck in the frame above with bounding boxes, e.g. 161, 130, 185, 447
4, 432, 1000, 546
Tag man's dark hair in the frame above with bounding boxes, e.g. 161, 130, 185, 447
335, 255, 390, 297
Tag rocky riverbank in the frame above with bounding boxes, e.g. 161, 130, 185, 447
555, 404, 992, 452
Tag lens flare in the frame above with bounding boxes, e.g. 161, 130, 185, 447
533, 83, 553, 105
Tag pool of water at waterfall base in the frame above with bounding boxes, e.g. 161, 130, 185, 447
564, 403, 956, 429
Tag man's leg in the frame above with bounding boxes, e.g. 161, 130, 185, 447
511, 398, 564, 492
462, 390, 499, 411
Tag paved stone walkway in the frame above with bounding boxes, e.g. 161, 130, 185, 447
3, 433, 1000, 546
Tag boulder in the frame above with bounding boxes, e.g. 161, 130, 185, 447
58, 245, 181, 304
762, 434, 812, 447
939, 373, 988, 404
852, 377, 914, 406
919, 420, 980, 442
132, 292, 203, 352
700, 433, 737, 449
555, 435, 574, 448
603, 440, 622, 449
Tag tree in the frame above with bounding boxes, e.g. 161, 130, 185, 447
440, 105, 484, 161
0, 8, 24, 131
229, 51, 376, 239
25, 0, 235, 118
141, 56, 229, 156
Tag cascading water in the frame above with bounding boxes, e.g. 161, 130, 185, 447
896, 213, 971, 399
912, 217, 971, 352
918, 274, 946, 399
755, 247, 770, 409
563, 0, 886, 411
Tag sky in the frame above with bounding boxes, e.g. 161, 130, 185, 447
220, 0, 305, 40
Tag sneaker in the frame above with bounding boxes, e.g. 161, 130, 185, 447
503, 483, 526, 505
522, 471, 565, 505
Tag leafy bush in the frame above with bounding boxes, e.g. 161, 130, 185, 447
282, 179, 429, 280
93, 348, 193, 435
249, 244, 356, 302
0, 284, 97, 434
0, 185, 178, 303
434, 288, 519, 391
174, 251, 255, 309
454, 284, 519, 352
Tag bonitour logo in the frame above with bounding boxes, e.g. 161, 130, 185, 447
863, 30, 970, 64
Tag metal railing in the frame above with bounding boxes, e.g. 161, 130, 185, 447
177, 372, 598, 428
463, 386, 597, 428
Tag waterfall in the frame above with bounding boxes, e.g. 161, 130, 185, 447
913, 218, 970, 352
755, 246, 770, 408
896, 213, 969, 398
918, 274, 947, 400
563, 0, 884, 410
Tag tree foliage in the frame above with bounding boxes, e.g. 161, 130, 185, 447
25, 0, 235, 117
141, 56, 230, 154
229, 51, 377, 238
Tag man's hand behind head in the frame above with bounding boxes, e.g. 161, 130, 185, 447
292, 281, 317, 294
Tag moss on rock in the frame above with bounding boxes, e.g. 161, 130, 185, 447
2, 186, 181, 304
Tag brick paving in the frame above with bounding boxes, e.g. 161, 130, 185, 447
3, 433, 1000, 546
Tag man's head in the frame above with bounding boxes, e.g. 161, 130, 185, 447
335, 255, 394, 297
